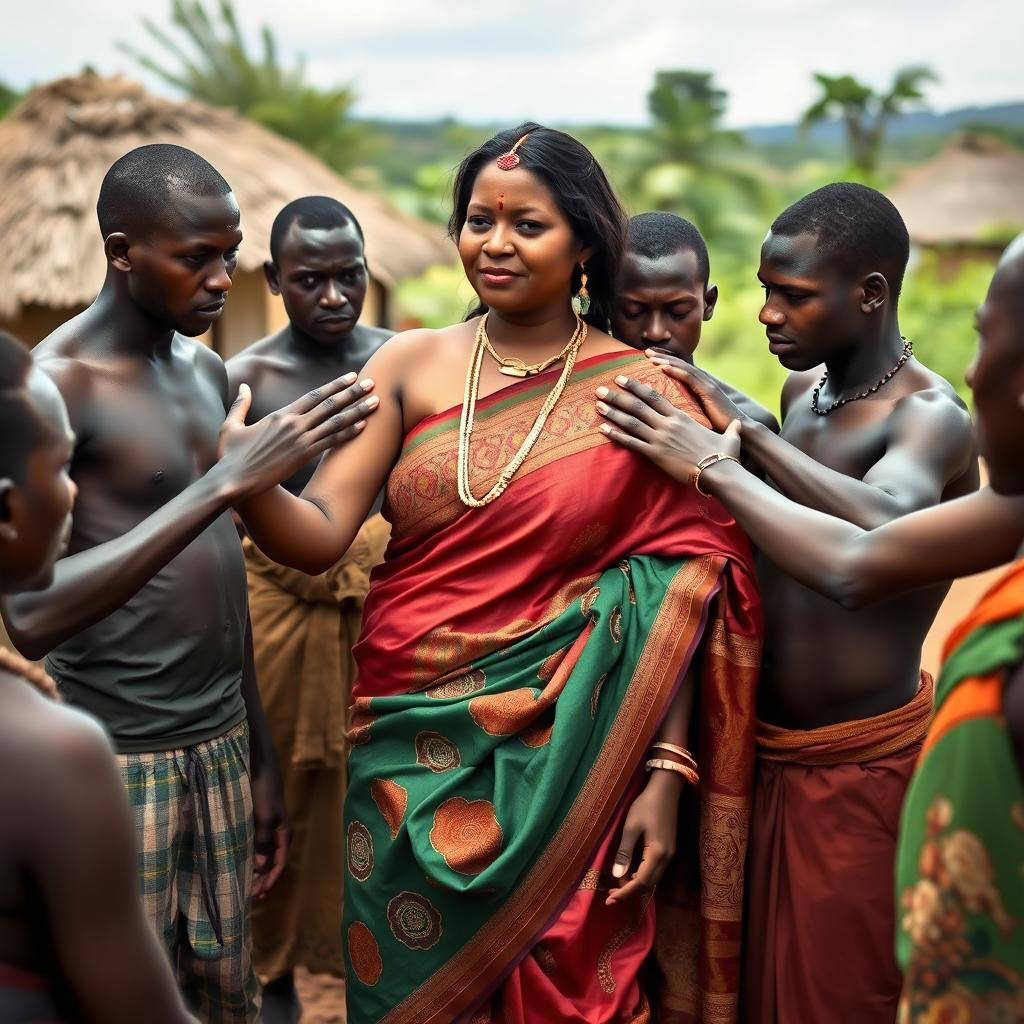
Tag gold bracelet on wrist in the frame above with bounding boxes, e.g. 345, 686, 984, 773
693, 453, 741, 498
645, 758, 700, 786
651, 741, 697, 767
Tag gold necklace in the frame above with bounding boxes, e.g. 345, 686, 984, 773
458, 313, 587, 508
480, 319, 580, 378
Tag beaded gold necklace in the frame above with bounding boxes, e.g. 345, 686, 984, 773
457, 313, 587, 508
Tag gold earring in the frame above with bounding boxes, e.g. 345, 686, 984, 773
571, 267, 590, 317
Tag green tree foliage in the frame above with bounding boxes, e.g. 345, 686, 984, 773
0, 81, 20, 118
629, 71, 775, 254
122, 0, 370, 171
801, 67, 937, 173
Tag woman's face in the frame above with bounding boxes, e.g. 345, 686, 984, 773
459, 163, 589, 318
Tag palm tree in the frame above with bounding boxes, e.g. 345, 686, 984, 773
636, 71, 772, 246
121, 0, 369, 171
801, 66, 937, 173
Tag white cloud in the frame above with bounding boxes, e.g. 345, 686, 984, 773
2, 0, 1021, 126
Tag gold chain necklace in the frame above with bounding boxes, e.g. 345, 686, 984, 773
480, 320, 580, 378
458, 313, 587, 508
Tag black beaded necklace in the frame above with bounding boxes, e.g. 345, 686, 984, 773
811, 339, 914, 416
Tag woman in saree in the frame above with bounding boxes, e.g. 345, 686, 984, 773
227, 125, 762, 1023
595, 234, 1024, 1018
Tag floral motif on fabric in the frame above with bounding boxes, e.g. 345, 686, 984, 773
370, 778, 408, 840
609, 607, 623, 644
580, 585, 601, 618
429, 797, 504, 875
347, 921, 383, 986
425, 669, 487, 699
699, 794, 749, 917
598, 892, 652, 993
618, 560, 638, 604
415, 731, 462, 773
538, 644, 572, 683
387, 891, 443, 950
590, 674, 608, 719
348, 697, 376, 746
533, 943, 557, 975
899, 794, 1022, 1020
468, 688, 540, 735
520, 717, 554, 748
347, 821, 374, 882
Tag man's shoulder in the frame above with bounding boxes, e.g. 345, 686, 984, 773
0, 683, 113, 784
891, 366, 972, 432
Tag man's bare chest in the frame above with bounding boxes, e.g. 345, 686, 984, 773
78, 372, 225, 500
781, 400, 892, 478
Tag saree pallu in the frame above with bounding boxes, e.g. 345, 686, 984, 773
896, 560, 1024, 1021
344, 351, 762, 1024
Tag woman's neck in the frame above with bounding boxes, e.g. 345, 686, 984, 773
483, 304, 581, 358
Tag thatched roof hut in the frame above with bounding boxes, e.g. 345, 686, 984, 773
887, 134, 1024, 250
0, 71, 452, 353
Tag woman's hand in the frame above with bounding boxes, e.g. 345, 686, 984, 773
607, 770, 683, 906
596, 375, 741, 486
646, 350, 749, 432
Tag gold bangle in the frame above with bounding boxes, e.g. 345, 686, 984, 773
645, 758, 700, 786
651, 741, 697, 766
693, 453, 741, 498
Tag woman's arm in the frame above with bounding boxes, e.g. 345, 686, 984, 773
608, 667, 696, 905
235, 340, 408, 574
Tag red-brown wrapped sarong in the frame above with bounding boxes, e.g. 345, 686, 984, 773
743, 674, 933, 1024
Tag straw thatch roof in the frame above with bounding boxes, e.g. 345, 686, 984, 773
0, 71, 451, 318
886, 134, 1024, 247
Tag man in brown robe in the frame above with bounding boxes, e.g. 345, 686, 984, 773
226, 196, 391, 1022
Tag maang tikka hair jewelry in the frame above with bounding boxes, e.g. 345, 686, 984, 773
496, 132, 531, 170
572, 265, 590, 317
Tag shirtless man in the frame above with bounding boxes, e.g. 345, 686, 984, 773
0, 329, 194, 1023
226, 196, 391, 1023
612, 211, 778, 432
2, 147, 377, 1022
595, 183, 979, 1024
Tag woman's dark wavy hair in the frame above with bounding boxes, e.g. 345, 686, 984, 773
448, 122, 627, 332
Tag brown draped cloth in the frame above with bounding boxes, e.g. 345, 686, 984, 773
244, 514, 390, 980
743, 673, 933, 1024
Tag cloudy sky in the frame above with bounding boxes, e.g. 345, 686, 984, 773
3, 0, 1022, 126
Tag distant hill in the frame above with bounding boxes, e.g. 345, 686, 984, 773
360, 102, 1024, 181
743, 101, 1024, 145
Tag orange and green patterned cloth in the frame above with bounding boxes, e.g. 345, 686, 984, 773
343, 351, 763, 1024
896, 559, 1024, 1020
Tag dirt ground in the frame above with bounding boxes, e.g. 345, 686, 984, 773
295, 968, 346, 1023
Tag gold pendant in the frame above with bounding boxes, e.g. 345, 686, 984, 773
498, 363, 530, 378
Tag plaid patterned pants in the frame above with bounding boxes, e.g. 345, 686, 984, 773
117, 722, 261, 1023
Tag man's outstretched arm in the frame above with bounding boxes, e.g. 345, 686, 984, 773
595, 374, 1024, 608
3, 364, 375, 659
648, 355, 978, 529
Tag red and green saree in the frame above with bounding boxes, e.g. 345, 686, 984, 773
344, 351, 762, 1023
896, 559, 1024, 1021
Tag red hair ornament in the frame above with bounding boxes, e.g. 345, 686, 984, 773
496, 133, 530, 170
